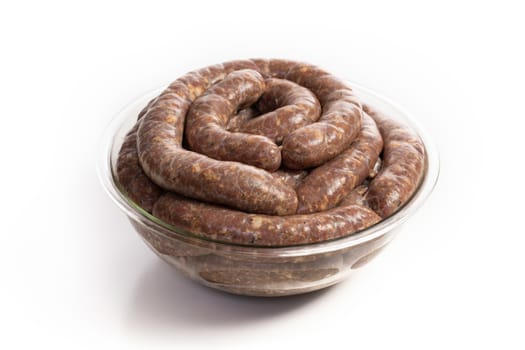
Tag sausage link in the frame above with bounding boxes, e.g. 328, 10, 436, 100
153, 193, 381, 246
271, 168, 309, 189
185, 70, 281, 171
237, 78, 321, 144
364, 105, 426, 218
115, 59, 430, 250
227, 107, 258, 131
339, 185, 369, 207
296, 112, 383, 214
136, 63, 298, 215
116, 122, 163, 213
337, 155, 383, 208
253, 59, 362, 169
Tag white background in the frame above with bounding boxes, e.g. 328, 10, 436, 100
1, 1, 524, 349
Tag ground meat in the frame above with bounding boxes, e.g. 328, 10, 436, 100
115, 59, 426, 246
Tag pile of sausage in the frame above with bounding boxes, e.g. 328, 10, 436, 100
116, 59, 425, 246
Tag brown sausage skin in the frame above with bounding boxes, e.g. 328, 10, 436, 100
116, 122, 163, 213
253, 59, 362, 169
115, 59, 428, 248
296, 112, 383, 214
339, 185, 369, 207
136, 63, 298, 216
337, 155, 383, 208
115, 100, 164, 212
185, 70, 281, 171
237, 78, 321, 144
152, 193, 382, 246
271, 168, 309, 189
227, 107, 258, 131
364, 105, 426, 218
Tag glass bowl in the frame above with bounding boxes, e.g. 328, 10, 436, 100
97, 82, 439, 297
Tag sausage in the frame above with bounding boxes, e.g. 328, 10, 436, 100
227, 107, 258, 131
339, 185, 368, 207
152, 193, 382, 246
136, 62, 298, 216
115, 59, 425, 248
185, 70, 281, 171
271, 168, 309, 189
364, 105, 426, 218
337, 154, 383, 208
295, 112, 383, 213
252, 59, 362, 169
116, 122, 163, 213
237, 78, 321, 144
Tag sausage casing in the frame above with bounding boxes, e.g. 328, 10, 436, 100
185, 70, 281, 171
364, 105, 426, 218
238, 78, 321, 144
136, 63, 297, 215
253, 59, 362, 169
296, 112, 383, 213
153, 193, 382, 246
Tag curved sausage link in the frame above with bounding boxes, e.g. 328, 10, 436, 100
227, 107, 258, 131
153, 193, 381, 246
185, 70, 281, 171
136, 62, 298, 216
339, 185, 369, 207
116, 122, 163, 213
296, 112, 383, 214
271, 168, 309, 189
337, 155, 383, 208
237, 78, 321, 144
253, 59, 362, 169
364, 105, 426, 218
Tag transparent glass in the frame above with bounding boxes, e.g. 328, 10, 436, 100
97, 83, 439, 297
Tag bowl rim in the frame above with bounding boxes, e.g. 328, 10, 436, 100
96, 81, 440, 258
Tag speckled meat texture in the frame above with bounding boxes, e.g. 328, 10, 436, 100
136, 63, 298, 216
271, 168, 309, 189
339, 185, 369, 207
116, 105, 163, 212
296, 112, 383, 214
227, 107, 258, 131
115, 58, 426, 246
252, 59, 362, 169
237, 78, 321, 144
364, 104, 426, 218
185, 70, 281, 171
152, 193, 381, 246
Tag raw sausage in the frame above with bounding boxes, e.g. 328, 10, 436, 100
136, 63, 298, 215
339, 185, 368, 207
116, 122, 163, 213
296, 112, 383, 214
152, 193, 382, 246
237, 78, 321, 144
271, 168, 309, 189
185, 69, 281, 171
114, 58, 426, 247
364, 105, 426, 218
253, 59, 362, 169
227, 107, 258, 131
